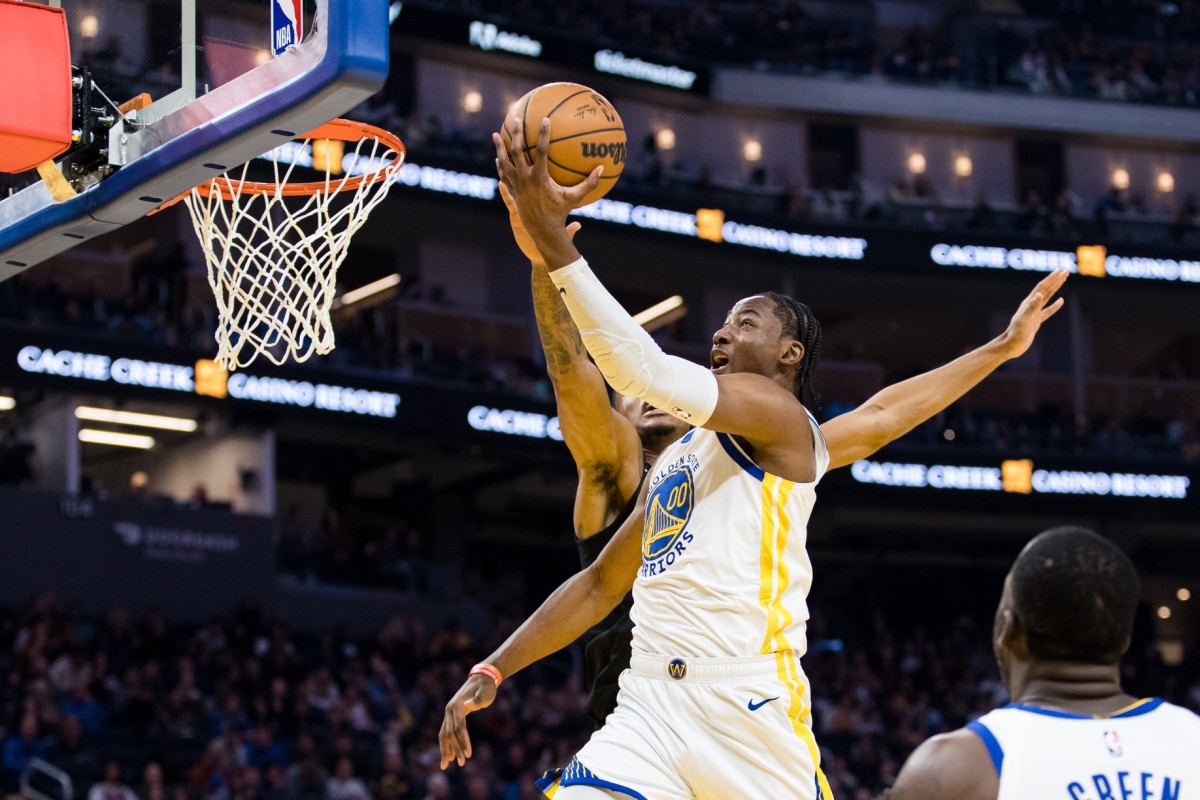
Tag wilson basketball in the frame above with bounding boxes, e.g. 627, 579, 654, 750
502, 82, 625, 206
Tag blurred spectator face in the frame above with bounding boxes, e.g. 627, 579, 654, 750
295, 732, 315, 756
466, 775, 489, 800
379, 775, 403, 800
144, 762, 163, 787
335, 757, 353, 781
424, 773, 451, 800
104, 761, 121, 784
61, 714, 83, 744
382, 752, 403, 774
268, 764, 288, 788
19, 713, 37, 740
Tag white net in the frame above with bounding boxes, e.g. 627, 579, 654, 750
182, 123, 404, 370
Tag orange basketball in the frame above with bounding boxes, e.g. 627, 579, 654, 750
502, 82, 625, 206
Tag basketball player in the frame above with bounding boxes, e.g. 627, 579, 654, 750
438, 116, 1065, 799
501, 179, 1068, 735
883, 526, 1200, 800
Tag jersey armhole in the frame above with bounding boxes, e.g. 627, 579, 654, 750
965, 720, 1004, 776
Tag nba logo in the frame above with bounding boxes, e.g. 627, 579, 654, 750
272, 0, 304, 56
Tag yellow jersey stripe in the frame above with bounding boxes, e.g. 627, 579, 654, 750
758, 475, 831, 797
771, 479, 795, 652
759, 474, 781, 654
1106, 698, 1153, 718
776, 649, 834, 799
760, 475, 796, 654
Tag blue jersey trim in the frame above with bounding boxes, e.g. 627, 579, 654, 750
1004, 698, 1163, 720
716, 433, 765, 481
966, 720, 1004, 776
560, 776, 650, 800
537, 757, 650, 800
1004, 703, 1090, 719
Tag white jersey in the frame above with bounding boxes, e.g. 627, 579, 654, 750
630, 412, 828, 658
969, 699, 1200, 800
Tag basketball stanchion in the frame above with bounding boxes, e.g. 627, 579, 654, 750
178, 118, 405, 370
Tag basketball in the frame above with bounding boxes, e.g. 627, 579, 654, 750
502, 82, 625, 206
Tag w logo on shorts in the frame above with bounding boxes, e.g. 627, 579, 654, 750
643, 466, 694, 560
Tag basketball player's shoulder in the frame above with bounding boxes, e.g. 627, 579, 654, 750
888, 728, 998, 800
1155, 699, 1200, 728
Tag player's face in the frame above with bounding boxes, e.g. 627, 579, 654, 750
710, 296, 797, 379
615, 395, 689, 443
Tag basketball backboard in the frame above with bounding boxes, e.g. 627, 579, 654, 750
0, 0, 391, 278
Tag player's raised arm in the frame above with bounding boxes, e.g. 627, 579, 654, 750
820, 270, 1067, 470
494, 117, 812, 452
437, 476, 649, 770
499, 183, 643, 539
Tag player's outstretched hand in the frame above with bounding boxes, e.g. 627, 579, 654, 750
438, 674, 497, 770
498, 182, 581, 267
999, 269, 1068, 359
493, 115, 601, 254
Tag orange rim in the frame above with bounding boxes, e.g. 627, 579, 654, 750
193, 118, 405, 200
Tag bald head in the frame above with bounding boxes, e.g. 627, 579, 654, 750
1007, 526, 1139, 665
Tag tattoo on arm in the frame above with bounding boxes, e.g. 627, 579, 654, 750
532, 266, 586, 374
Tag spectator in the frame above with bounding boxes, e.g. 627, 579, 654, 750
244, 725, 287, 771
1172, 194, 1198, 243
1094, 186, 1126, 234
88, 761, 137, 800
2, 714, 47, 791
139, 762, 165, 800
61, 682, 107, 735
49, 714, 96, 788
326, 757, 370, 800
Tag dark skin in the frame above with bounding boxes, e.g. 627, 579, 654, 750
438, 114, 1069, 772
496, 116, 823, 484
883, 573, 1136, 800
434, 122, 820, 770
502, 181, 687, 539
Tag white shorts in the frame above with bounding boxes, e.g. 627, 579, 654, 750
538, 651, 832, 800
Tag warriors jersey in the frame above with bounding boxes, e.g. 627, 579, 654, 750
630, 411, 828, 659
968, 699, 1200, 800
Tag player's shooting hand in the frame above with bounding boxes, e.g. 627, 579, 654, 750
493, 116, 601, 264
999, 269, 1068, 359
498, 182, 581, 267
438, 674, 497, 770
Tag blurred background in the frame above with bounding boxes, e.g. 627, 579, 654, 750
1, 1, 1199, 799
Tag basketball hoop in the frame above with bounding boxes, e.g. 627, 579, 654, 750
182, 118, 405, 370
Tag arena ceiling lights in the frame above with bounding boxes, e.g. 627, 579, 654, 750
78, 429, 156, 450
74, 406, 198, 432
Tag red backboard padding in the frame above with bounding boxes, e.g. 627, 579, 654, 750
0, 0, 72, 174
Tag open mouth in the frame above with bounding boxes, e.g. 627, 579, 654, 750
710, 349, 730, 370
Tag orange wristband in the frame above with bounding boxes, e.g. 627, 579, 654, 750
469, 662, 503, 687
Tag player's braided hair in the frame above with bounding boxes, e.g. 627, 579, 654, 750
763, 292, 822, 409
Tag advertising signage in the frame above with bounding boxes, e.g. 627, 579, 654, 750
0, 330, 562, 447
846, 456, 1194, 505
393, 5, 711, 95
6, 330, 1196, 511
264, 137, 1200, 285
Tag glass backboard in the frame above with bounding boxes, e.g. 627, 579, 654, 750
0, 0, 390, 278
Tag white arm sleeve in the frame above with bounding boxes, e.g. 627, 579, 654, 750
549, 257, 719, 426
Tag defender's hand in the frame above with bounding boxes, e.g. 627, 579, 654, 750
999, 270, 1068, 359
438, 674, 497, 769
